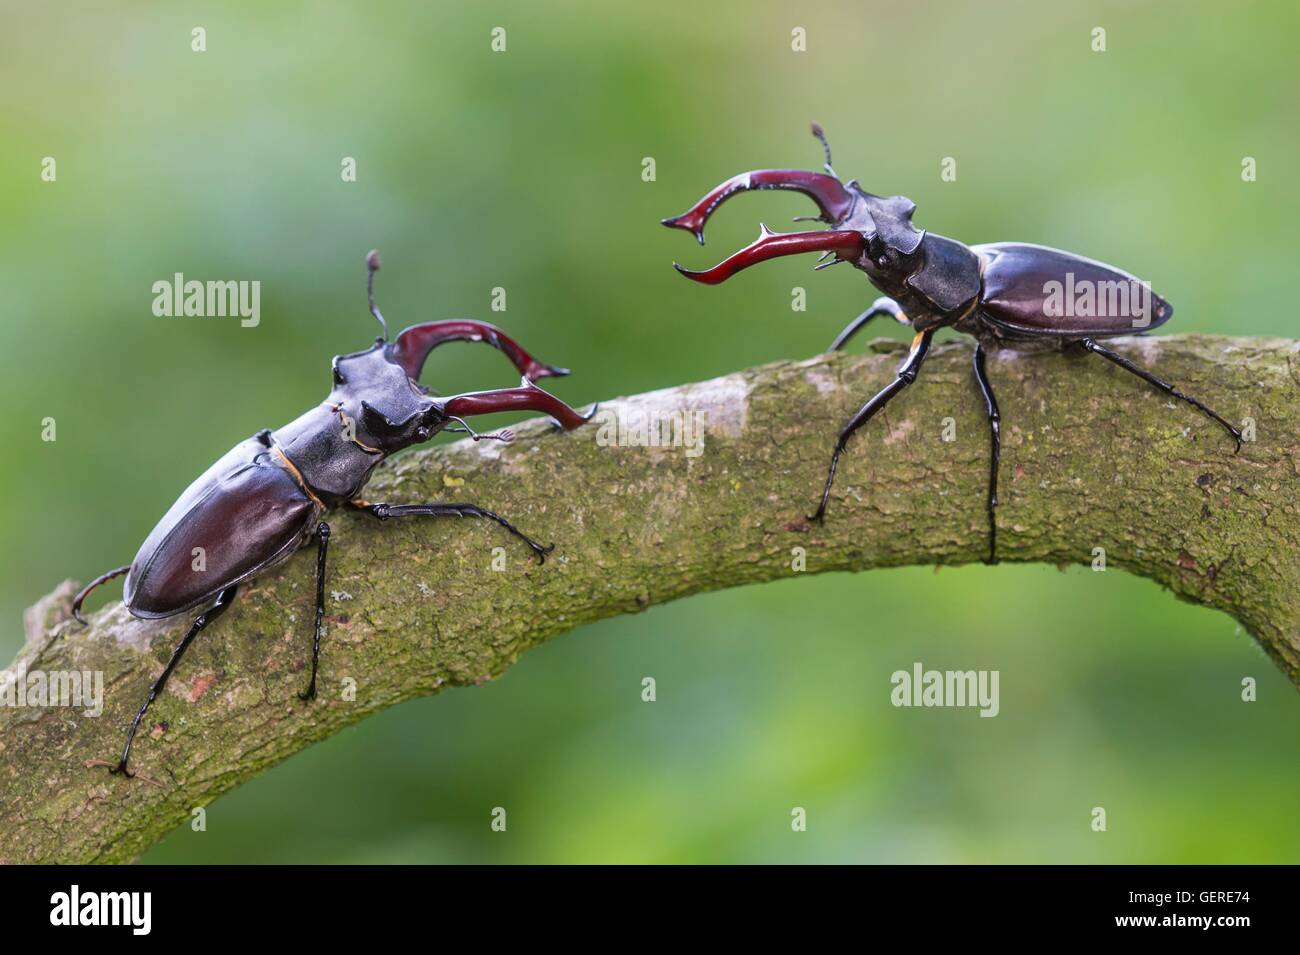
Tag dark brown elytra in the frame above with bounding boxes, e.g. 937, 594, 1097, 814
72, 251, 594, 778
663, 123, 1241, 560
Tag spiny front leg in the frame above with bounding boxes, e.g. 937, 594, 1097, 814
810, 330, 934, 524
351, 501, 555, 563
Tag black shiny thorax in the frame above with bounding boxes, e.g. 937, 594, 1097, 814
837, 184, 983, 329
270, 341, 444, 505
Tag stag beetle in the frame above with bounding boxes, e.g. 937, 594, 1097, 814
71, 251, 593, 777
663, 124, 1240, 562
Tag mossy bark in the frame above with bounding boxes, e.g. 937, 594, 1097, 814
2, 334, 1297, 863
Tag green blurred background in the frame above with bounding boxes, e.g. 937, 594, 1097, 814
3, 1, 1298, 862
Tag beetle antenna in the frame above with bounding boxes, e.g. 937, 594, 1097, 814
366, 249, 388, 342
810, 122, 838, 179
445, 416, 515, 443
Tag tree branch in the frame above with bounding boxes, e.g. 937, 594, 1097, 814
3, 334, 1298, 863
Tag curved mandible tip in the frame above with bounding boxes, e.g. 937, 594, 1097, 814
672, 225, 866, 286
661, 169, 855, 245
390, 319, 571, 383
440, 377, 593, 431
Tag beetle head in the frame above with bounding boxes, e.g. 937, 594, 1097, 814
327, 344, 446, 452
324, 250, 586, 452
661, 124, 925, 288
325, 248, 443, 453
357, 397, 451, 452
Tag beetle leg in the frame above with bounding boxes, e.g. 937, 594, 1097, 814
662, 169, 856, 244
351, 501, 554, 564
672, 226, 866, 286
107, 585, 238, 779
299, 521, 331, 702
1079, 338, 1243, 451
810, 330, 935, 524
70, 564, 130, 625
972, 344, 1001, 565
828, 297, 909, 353
440, 377, 595, 431
390, 320, 571, 383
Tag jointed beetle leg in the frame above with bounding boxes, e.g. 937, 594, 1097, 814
349, 500, 555, 564
1079, 337, 1242, 451
107, 585, 238, 779
299, 520, 331, 702
828, 297, 909, 353
972, 343, 1001, 565
70, 565, 130, 626
810, 329, 935, 524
